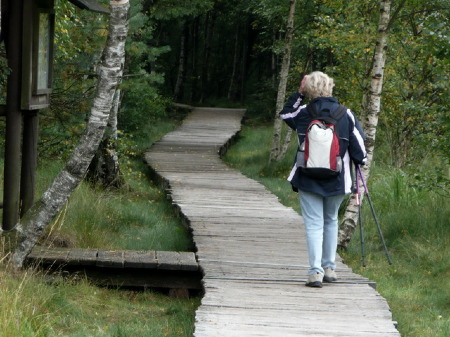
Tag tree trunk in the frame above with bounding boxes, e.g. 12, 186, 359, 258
87, 88, 124, 188
227, 24, 240, 101
338, 0, 392, 249
10, 0, 130, 269
271, 32, 277, 89
269, 0, 296, 163
188, 18, 199, 103
239, 23, 248, 104
199, 11, 214, 103
174, 23, 187, 102
0, 0, 6, 42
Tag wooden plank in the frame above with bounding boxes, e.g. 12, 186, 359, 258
124, 250, 157, 268
96, 249, 125, 268
156, 251, 198, 271
156, 251, 181, 270
28, 247, 199, 272
67, 248, 98, 266
177, 252, 199, 271
28, 246, 70, 264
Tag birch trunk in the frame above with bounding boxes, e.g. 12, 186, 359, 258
338, 0, 392, 248
10, 0, 129, 269
88, 88, 124, 187
107, 89, 122, 186
269, 0, 296, 162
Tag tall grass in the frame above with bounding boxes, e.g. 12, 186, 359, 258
40, 164, 193, 251
0, 264, 199, 337
340, 167, 449, 337
29, 116, 194, 252
0, 265, 56, 336
223, 123, 450, 337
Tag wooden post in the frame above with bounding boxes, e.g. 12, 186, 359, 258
2, 0, 24, 231
20, 111, 39, 216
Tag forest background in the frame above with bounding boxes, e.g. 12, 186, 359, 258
0, 0, 448, 336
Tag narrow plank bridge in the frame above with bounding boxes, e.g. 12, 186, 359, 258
144, 107, 401, 337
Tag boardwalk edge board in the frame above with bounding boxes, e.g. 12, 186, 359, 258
26, 246, 202, 291
27, 246, 199, 271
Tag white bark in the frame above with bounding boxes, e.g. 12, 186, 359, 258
10, 0, 130, 268
269, 0, 296, 162
338, 0, 391, 248
88, 87, 124, 187
105, 88, 122, 186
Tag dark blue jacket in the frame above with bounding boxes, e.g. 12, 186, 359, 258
279, 92, 367, 197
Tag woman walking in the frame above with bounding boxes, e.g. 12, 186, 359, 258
279, 71, 367, 287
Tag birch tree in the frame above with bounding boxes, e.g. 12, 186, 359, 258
10, 0, 130, 269
269, 0, 296, 162
338, 0, 392, 248
87, 88, 124, 187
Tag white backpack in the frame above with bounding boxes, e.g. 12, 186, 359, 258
297, 104, 347, 179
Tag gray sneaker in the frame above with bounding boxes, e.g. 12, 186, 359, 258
306, 272, 323, 288
323, 267, 337, 282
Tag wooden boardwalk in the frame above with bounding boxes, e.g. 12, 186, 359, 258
145, 107, 400, 337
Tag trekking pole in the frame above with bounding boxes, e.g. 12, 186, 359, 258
355, 166, 366, 267
357, 165, 393, 265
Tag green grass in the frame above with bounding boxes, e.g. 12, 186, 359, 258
339, 167, 450, 337
29, 116, 194, 252
0, 266, 199, 337
0, 111, 198, 337
223, 123, 450, 337
38, 161, 193, 252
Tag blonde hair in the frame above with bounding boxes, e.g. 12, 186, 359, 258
303, 71, 335, 99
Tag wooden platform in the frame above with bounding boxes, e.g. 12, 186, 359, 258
145, 107, 401, 336
27, 246, 201, 291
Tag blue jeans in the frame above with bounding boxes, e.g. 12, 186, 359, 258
299, 191, 345, 275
